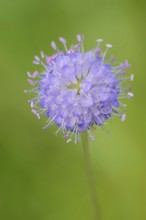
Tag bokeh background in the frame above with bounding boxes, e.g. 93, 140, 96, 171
0, 0, 146, 219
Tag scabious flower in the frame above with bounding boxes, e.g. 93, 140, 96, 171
25, 35, 134, 143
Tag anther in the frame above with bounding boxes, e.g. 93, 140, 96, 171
33, 60, 40, 65
110, 55, 115, 62
121, 114, 126, 122
51, 41, 57, 50
32, 109, 40, 119
28, 79, 34, 86
66, 138, 72, 143
31, 71, 38, 78
106, 44, 112, 48
59, 37, 67, 44
102, 43, 112, 61
40, 51, 45, 59
96, 39, 103, 43
76, 34, 84, 53
59, 37, 68, 52
89, 135, 95, 141
130, 74, 134, 81
77, 34, 82, 42
34, 56, 40, 62
127, 92, 134, 99
96, 39, 103, 48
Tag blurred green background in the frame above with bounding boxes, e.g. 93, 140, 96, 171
0, 0, 146, 219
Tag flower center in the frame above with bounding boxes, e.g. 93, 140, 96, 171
67, 78, 83, 94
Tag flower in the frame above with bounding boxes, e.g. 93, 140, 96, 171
25, 35, 133, 143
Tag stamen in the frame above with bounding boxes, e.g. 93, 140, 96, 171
40, 51, 45, 59
42, 115, 57, 129
74, 127, 79, 144
118, 60, 131, 74
89, 135, 95, 141
124, 60, 131, 68
30, 101, 34, 108
59, 37, 67, 44
95, 47, 101, 56
28, 100, 34, 108
110, 55, 115, 62
27, 71, 38, 78
32, 109, 40, 119
102, 43, 112, 61
55, 126, 62, 135
59, 37, 68, 52
51, 41, 57, 51
77, 34, 82, 42
33, 60, 40, 65
76, 34, 84, 53
28, 79, 35, 86
40, 60, 49, 71
130, 74, 134, 81
101, 125, 110, 135
127, 92, 134, 99
66, 125, 78, 143
66, 138, 72, 143
96, 39, 103, 46
32, 71, 38, 78
61, 120, 67, 134
121, 113, 126, 122
24, 88, 38, 93
106, 44, 112, 48
34, 56, 40, 62
27, 72, 31, 77
87, 130, 95, 140
70, 44, 80, 52
63, 133, 68, 139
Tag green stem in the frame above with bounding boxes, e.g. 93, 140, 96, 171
81, 131, 100, 220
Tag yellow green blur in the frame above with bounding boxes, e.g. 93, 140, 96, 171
0, 0, 146, 220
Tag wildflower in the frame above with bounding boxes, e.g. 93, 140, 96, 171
25, 35, 133, 143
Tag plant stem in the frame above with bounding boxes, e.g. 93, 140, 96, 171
81, 131, 100, 220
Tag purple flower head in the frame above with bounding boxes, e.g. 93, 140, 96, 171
25, 35, 134, 143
